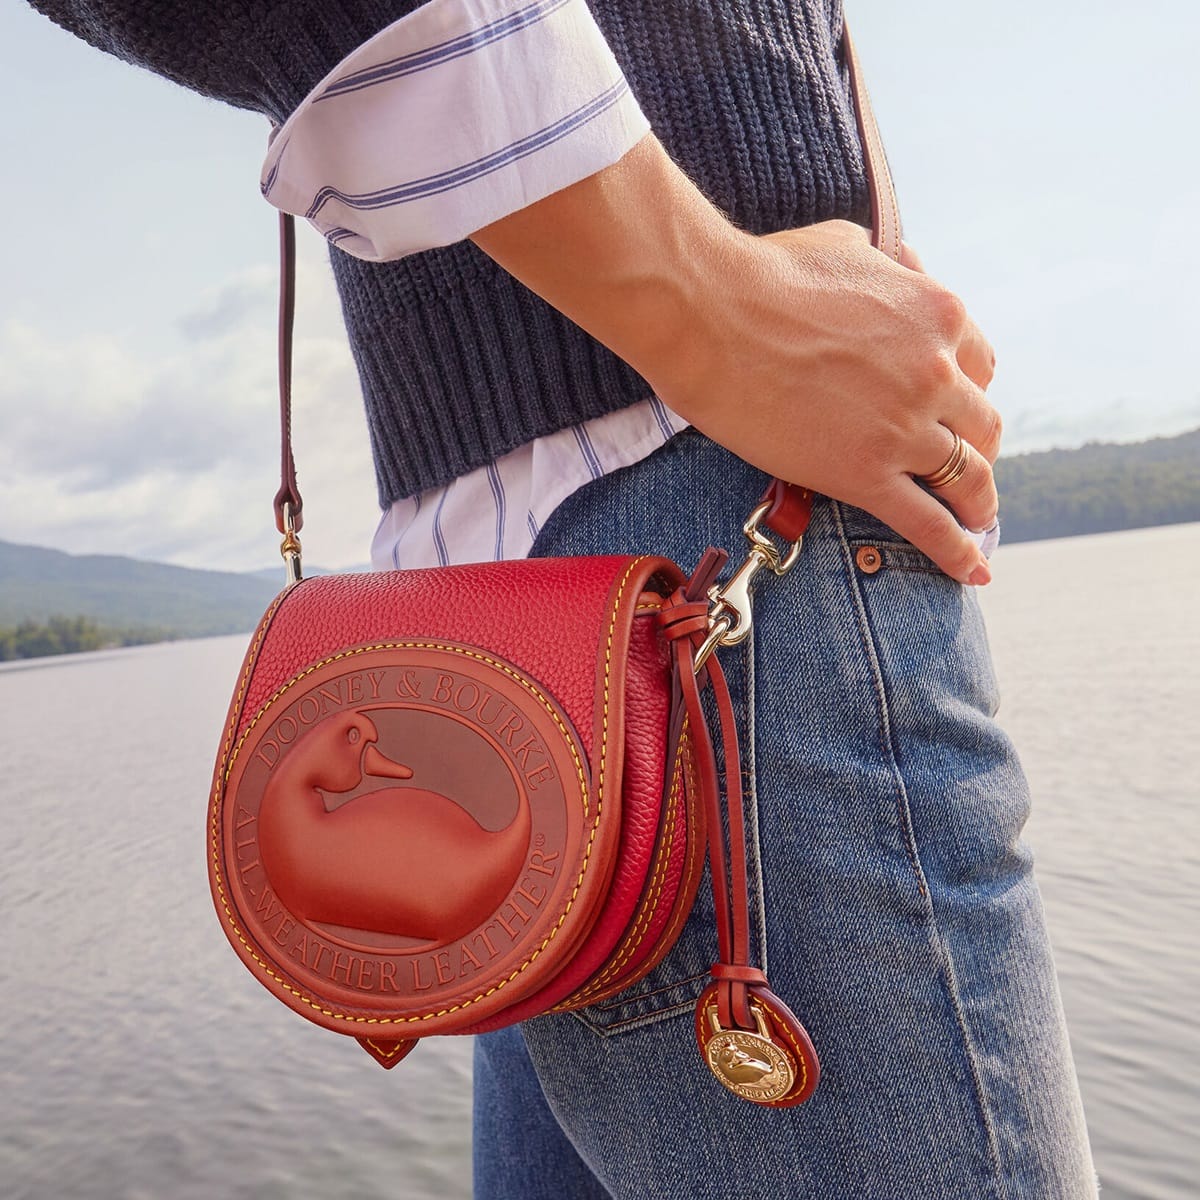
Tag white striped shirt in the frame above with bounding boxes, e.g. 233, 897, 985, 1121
261, 0, 650, 263
261, 0, 680, 569
369, 391, 689, 569
261, 0, 999, 569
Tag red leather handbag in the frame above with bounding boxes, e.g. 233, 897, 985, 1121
208, 27, 900, 1109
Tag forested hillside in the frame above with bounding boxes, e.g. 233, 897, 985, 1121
0, 540, 279, 634
994, 428, 1199, 543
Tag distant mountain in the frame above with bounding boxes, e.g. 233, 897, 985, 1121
0, 540, 281, 636
243, 564, 364, 581
1, 429, 1196, 651
994, 428, 1199, 544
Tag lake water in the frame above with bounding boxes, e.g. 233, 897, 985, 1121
1, 523, 1196, 1200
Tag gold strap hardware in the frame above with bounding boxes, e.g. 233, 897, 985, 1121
707, 999, 774, 1040
694, 501, 804, 671
704, 999, 796, 1102
280, 501, 304, 585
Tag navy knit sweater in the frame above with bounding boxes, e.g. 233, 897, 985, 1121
29, 0, 870, 507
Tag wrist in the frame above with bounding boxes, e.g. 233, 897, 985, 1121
608, 203, 753, 412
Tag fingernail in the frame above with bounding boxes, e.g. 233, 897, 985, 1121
968, 560, 992, 587
966, 513, 999, 536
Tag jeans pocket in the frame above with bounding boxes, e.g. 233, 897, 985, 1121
570, 635, 758, 1037
837, 497, 1003, 723
569, 861, 719, 1036
835, 500, 943, 577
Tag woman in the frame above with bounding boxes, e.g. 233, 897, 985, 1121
29, 0, 1096, 1194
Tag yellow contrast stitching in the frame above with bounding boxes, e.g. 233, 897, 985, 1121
754, 995, 810, 1097
214, 589, 292, 798
364, 1037, 409, 1059
570, 730, 686, 1000
557, 730, 703, 1013
223, 640, 587, 815
594, 558, 644, 819
209, 559, 647, 1027
645, 734, 704, 969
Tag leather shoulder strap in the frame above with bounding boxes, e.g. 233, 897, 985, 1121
843, 25, 902, 263
272, 21, 902, 538
274, 212, 302, 534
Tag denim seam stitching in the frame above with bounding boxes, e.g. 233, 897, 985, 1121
568, 979, 707, 1036
833, 510, 926, 892
591, 994, 701, 1031
587, 970, 709, 1012
571, 969, 708, 1035
831, 499, 1009, 1200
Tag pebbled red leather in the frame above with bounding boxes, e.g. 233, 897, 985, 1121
468, 599, 691, 1028
236, 556, 664, 756
209, 550, 820, 1103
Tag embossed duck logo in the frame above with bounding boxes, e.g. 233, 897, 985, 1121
717, 1044, 781, 1086
258, 711, 531, 948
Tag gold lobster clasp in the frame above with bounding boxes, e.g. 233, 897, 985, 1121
694, 501, 804, 672
280, 501, 304, 586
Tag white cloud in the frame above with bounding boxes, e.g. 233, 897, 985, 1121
0, 239, 379, 572
1001, 395, 1200, 456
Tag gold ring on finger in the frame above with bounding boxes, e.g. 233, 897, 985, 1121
919, 432, 970, 490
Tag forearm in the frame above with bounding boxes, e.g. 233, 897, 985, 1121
471, 133, 743, 413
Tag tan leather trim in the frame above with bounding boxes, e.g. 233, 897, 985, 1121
844, 25, 903, 262
562, 728, 707, 1009
616, 732, 708, 988
556, 727, 688, 1007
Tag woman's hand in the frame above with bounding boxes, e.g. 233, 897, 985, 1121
472, 135, 1001, 584
649, 219, 1001, 584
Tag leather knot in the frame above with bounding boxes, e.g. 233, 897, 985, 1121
710, 963, 770, 987
657, 596, 710, 643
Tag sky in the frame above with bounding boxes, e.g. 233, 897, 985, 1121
2, 1, 1198, 572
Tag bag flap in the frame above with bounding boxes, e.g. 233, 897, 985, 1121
208, 554, 684, 1037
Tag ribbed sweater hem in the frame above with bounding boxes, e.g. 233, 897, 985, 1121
335, 252, 658, 508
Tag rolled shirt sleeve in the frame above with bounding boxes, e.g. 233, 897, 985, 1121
260, 0, 651, 261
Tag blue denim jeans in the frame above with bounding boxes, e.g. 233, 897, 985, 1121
473, 429, 1096, 1199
